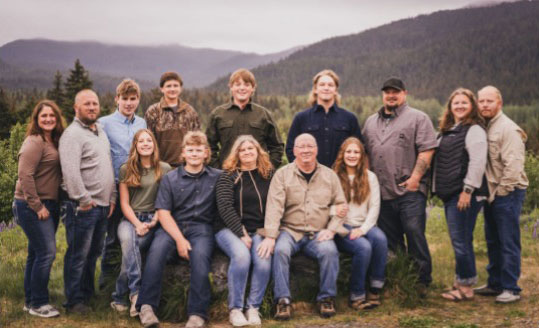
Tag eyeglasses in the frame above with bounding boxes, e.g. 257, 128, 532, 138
295, 145, 317, 150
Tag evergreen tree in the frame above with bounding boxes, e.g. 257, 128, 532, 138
0, 88, 16, 139
46, 70, 65, 111
63, 59, 93, 122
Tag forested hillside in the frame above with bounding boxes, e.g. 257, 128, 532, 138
208, 1, 539, 104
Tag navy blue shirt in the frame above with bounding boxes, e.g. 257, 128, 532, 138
286, 103, 363, 167
155, 165, 222, 225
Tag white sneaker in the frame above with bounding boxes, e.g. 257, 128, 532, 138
139, 304, 159, 327
110, 301, 128, 312
130, 294, 139, 317
496, 290, 521, 303
185, 314, 206, 328
229, 309, 249, 327
29, 304, 60, 318
245, 307, 262, 325
23, 304, 29, 312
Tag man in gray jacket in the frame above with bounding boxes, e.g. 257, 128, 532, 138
59, 89, 116, 313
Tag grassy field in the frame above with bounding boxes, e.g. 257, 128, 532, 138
1, 206, 538, 328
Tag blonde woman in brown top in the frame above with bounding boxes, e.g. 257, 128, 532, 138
13, 100, 65, 318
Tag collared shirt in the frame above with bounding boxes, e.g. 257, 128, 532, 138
98, 109, 147, 181
155, 165, 222, 225
59, 118, 116, 206
285, 103, 363, 168
145, 97, 200, 167
206, 101, 284, 168
362, 103, 437, 200
485, 111, 528, 202
264, 162, 346, 241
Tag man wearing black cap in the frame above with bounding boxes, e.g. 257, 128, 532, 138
362, 78, 437, 291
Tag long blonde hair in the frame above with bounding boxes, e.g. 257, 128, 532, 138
333, 137, 370, 204
123, 129, 163, 187
307, 69, 341, 106
222, 135, 273, 179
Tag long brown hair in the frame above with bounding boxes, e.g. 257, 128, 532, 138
333, 137, 370, 205
122, 129, 163, 187
222, 135, 273, 179
439, 88, 485, 133
26, 99, 65, 148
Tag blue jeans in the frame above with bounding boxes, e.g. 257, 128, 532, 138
335, 226, 387, 300
444, 194, 484, 286
13, 199, 59, 307
112, 214, 156, 304
483, 188, 526, 293
272, 230, 339, 302
215, 228, 272, 310
62, 200, 109, 307
136, 222, 214, 319
378, 191, 432, 285
100, 186, 122, 288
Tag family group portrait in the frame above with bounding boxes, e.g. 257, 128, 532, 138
0, 0, 538, 327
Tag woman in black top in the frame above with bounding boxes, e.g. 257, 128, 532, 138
215, 135, 273, 326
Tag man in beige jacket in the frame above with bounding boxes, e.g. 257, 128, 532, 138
257, 133, 346, 320
474, 86, 528, 303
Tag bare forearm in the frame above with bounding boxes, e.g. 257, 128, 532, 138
411, 149, 434, 180
158, 209, 185, 242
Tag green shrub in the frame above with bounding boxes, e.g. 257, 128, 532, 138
0, 123, 25, 224
523, 152, 539, 214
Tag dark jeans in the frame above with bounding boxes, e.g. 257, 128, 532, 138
378, 191, 432, 285
136, 222, 214, 319
62, 200, 109, 307
13, 199, 60, 307
444, 194, 484, 285
99, 190, 123, 288
484, 188, 526, 293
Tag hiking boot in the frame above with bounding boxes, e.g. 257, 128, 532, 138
229, 308, 249, 327
130, 293, 139, 317
29, 304, 60, 318
66, 303, 90, 315
475, 284, 502, 296
110, 301, 128, 312
274, 298, 292, 320
495, 290, 521, 303
185, 314, 206, 328
245, 307, 262, 325
139, 304, 159, 328
366, 292, 381, 308
317, 297, 336, 318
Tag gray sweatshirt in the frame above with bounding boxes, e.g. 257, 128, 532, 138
59, 118, 116, 207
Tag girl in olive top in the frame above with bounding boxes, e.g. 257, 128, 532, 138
13, 100, 65, 318
214, 135, 273, 327
110, 129, 171, 316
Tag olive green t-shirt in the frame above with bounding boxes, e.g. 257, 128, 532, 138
119, 161, 172, 212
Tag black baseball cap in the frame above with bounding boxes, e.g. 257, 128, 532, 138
381, 77, 406, 91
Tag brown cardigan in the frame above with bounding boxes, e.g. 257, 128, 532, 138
14, 135, 62, 212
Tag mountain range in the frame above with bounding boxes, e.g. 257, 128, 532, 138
1, 1, 538, 103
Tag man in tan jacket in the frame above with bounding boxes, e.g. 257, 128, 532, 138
474, 86, 528, 304
257, 133, 346, 320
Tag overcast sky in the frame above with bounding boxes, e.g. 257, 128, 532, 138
0, 0, 513, 54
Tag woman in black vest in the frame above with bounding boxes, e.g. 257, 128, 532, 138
433, 88, 488, 301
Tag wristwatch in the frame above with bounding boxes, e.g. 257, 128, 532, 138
463, 186, 473, 194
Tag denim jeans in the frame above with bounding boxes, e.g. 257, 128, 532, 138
378, 191, 432, 285
335, 225, 387, 300
136, 222, 214, 319
444, 194, 484, 286
62, 200, 109, 307
112, 214, 156, 304
215, 228, 272, 310
272, 230, 339, 302
99, 188, 122, 288
13, 199, 59, 307
483, 188, 526, 293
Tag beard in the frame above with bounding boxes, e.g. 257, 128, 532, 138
79, 116, 97, 126
385, 104, 398, 112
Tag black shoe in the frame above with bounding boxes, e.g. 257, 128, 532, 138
317, 297, 336, 318
474, 284, 502, 296
274, 298, 291, 320
66, 303, 90, 315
